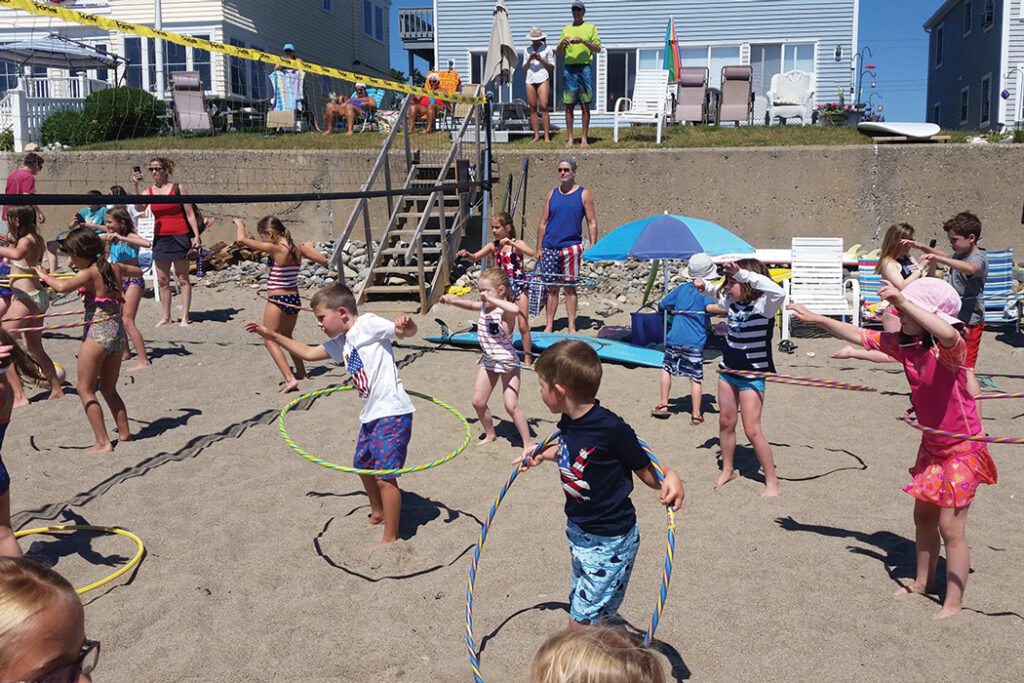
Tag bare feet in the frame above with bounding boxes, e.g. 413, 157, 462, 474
565, 139, 574, 148
179, 319, 190, 328
322, 130, 332, 136
86, 441, 114, 454
155, 318, 172, 327
715, 469, 739, 487
376, 536, 398, 546
580, 139, 589, 148
544, 136, 551, 143
831, 345, 856, 359
761, 480, 781, 497
118, 433, 132, 443
418, 129, 430, 135
279, 379, 299, 393
476, 434, 497, 446
530, 136, 539, 143
934, 604, 962, 619
127, 362, 151, 371
367, 512, 384, 525
46, 390, 65, 401
11, 397, 29, 408
894, 582, 928, 596
345, 131, 354, 136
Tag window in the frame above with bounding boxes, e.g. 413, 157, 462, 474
606, 49, 636, 113
363, 0, 386, 43
679, 44, 743, 88
124, 36, 156, 91
982, 0, 994, 27
934, 25, 943, 66
193, 36, 212, 90
933, 103, 940, 124
0, 60, 19, 96
125, 35, 211, 92
230, 39, 248, 97
782, 43, 815, 73
322, 0, 332, 12
93, 43, 108, 83
964, 0, 972, 34
980, 74, 991, 124
960, 87, 969, 123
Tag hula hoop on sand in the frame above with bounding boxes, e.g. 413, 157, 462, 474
16, 314, 116, 334
278, 385, 471, 476
717, 368, 877, 393
899, 413, 1024, 445
466, 431, 675, 681
1, 309, 87, 321
14, 525, 145, 594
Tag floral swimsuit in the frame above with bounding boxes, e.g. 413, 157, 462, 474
81, 289, 127, 355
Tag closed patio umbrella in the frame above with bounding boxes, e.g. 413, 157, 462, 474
483, 0, 517, 86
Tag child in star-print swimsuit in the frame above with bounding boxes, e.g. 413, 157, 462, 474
517, 339, 684, 625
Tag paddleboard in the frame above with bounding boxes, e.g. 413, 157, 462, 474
857, 122, 941, 139
427, 321, 664, 369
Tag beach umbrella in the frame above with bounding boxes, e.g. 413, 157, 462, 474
663, 17, 681, 84
483, 0, 518, 86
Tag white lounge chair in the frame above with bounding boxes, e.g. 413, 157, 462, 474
134, 210, 160, 302
613, 69, 670, 144
781, 237, 860, 340
766, 69, 815, 126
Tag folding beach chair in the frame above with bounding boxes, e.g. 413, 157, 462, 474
170, 71, 212, 134
982, 249, 1022, 331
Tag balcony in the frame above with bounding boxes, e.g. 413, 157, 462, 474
398, 7, 434, 45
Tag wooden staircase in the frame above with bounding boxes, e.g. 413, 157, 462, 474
357, 162, 469, 312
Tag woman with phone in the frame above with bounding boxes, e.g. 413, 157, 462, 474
132, 157, 201, 327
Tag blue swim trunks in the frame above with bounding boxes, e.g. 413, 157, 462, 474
719, 369, 766, 392
663, 344, 704, 381
562, 63, 594, 105
565, 519, 640, 624
354, 413, 413, 481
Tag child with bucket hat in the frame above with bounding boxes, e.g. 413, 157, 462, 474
788, 277, 997, 619
651, 253, 719, 423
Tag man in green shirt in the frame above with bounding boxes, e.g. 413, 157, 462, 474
557, 1, 600, 147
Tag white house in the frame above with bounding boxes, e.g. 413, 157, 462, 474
924, 0, 1024, 130
408, 0, 860, 126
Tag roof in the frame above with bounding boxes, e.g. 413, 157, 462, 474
923, 0, 961, 30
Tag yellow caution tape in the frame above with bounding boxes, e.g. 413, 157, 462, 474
0, 0, 487, 105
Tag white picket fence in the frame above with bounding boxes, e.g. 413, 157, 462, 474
1, 75, 110, 152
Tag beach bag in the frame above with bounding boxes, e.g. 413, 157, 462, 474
173, 183, 208, 235
630, 304, 665, 347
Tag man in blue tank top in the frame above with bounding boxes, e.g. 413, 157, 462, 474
535, 159, 598, 334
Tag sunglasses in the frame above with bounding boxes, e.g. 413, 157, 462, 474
148, 167, 165, 172
571, 6, 584, 11
15, 640, 100, 683
557, 167, 573, 173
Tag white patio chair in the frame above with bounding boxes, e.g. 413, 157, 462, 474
613, 69, 670, 144
781, 237, 860, 340
766, 69, 814, 126
134, 210, 160, 302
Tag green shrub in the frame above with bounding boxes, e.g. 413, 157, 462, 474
0, 128, 12, 152
82, 86, 166, 141
40, 109, 92, 146
1014, 125, 1024, 144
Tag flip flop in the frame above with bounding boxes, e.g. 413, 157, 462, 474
650, 404, 669, 418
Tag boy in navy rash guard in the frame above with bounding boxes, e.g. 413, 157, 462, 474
517, 339, 684, 625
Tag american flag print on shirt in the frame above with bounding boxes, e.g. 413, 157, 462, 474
346, 348, 370, 398
558, 440, 593, 502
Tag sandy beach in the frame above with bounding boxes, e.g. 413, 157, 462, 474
7, 282, 1024, 681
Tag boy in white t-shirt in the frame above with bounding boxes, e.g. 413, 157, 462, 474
245, 282, 418, 545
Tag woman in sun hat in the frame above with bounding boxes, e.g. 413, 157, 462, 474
523, 26, 555, 143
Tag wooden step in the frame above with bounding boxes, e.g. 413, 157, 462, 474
395, 211, 456, 221
381, 246, 442, 257
369, 265, 423, 274
362, 285, 423, 295
391, 229, 442, 239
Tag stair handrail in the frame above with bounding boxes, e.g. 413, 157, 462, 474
354, 165, 418, 303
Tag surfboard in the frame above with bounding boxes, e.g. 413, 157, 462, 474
426, 320, 664, 368
857, 121, 941, 139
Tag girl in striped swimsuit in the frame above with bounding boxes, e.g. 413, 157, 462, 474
439, 268, 533, 449
234, 217, 328, 393
457, 212, 536, 364
697, 259, 785, 497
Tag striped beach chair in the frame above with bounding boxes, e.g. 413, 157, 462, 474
982, 249, 1021, 330
857, 257, 884, 325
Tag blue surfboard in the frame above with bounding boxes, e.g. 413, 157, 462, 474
427, 320, 663, 368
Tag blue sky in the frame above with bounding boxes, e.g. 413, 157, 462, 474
388, 0, 937, 122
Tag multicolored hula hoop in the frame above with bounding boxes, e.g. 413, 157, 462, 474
899, 414, 1024, 445
18, 314, 117, 334
975, 392, 1024, 401
1, 308, 87, 322
480, 353, 534, 372
278, 385, 471, 475
466, 431, 675, 682
717, 368, 877, 393
14, 525, 145, 594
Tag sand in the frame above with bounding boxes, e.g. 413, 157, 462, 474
7, 284, 1024, 681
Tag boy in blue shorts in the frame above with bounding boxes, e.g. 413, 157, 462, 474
652, 252, 720, 423
517, 339, 684, 625
245, 282, 417, 546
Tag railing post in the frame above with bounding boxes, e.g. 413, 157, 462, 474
10, 89, 26, 153
481, 94, 493, 253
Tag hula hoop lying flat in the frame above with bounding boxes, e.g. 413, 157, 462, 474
898, 414, 1024, 445
278, 385, 471, 476
14, 525, 145, 594
465, 431, 675, 682
717, 368, 877, 393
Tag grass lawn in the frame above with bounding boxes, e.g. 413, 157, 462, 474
76, 124, 970, 151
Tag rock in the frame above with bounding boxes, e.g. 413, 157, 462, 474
616, 295, 627, 303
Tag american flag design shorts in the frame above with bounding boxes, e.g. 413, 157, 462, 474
354, 413, 413, 480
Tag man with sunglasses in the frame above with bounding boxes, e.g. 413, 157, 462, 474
558, 1, 600, 148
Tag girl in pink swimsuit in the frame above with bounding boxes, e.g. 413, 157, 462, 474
35, 228, 143, 453
788, 278, 996, 619
439, 268, 533, 449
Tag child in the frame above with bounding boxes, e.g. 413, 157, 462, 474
651, 252, 718, 423
788, 278, 996, 619
439, 268, 533, 448
245, 282, 417, 546
695, 259, 784, 496
101, 206, 151, 370
234, 217, 328, 392
0, 206, 64, 406
0, 557, 99, 681
457, 211, 535, 364
904, 212, 988, 400
35, 227, 141, 453
517, 339, 684, 626
529, 625, 664, 683
0, 332, 46, 558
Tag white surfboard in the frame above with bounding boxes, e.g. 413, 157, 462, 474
857, 121, 941, 139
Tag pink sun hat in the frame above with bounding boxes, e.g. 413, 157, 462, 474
899, 278, 963, 326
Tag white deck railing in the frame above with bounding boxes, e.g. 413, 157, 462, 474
1, 75, 111, 151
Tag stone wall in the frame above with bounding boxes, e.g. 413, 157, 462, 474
3, 145, 1022, 255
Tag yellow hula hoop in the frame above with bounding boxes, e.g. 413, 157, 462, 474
278, 385, 471, 476
13, 525, 145, 594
